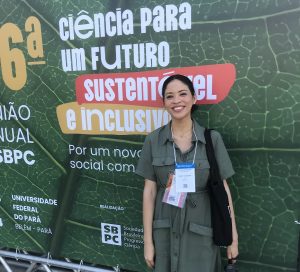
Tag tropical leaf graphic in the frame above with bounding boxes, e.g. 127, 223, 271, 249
0, 1, 299, 271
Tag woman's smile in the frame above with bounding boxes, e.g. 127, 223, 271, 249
163, 79, 196, 121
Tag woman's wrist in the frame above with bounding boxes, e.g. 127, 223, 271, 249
144, 238, 153, 244
231, 239, 238, 245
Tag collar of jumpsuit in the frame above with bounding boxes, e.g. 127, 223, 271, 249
159, 119, 207, 146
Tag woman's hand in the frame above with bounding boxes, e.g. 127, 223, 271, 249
227, 240, 239, 263
144, 241, 155, 269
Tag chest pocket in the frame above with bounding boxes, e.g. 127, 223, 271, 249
152, 157, 175, 186
194, 159, 210, 189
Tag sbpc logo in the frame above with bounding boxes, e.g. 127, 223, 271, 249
101, 223, 122, 246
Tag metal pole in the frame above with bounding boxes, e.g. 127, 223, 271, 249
0, 250, 114, 272
297, 230, 300, 272
25, 262, 37, 272
41, 264, 53, 272
0, 256, 13, 272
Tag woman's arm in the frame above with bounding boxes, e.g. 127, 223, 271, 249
223, 179, 239, 260
143, 179, 157, 269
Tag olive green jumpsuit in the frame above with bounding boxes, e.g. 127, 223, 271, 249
136, 120, 235, 272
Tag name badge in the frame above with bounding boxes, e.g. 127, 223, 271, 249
162, 173, 187, 208
175, 163, 196, 192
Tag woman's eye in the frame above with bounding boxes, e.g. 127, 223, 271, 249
166, 95, 173, 99
180, 92, 187, 96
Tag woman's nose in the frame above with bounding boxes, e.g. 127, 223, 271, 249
172, 94, 180, 103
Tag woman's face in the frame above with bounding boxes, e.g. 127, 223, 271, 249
163, 79, 196, 121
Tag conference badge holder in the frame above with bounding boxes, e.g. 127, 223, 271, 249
163, 124, 198, 208
175, 162, 196, 193
162, 173, 187, 208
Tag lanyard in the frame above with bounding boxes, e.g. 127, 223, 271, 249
171, 124, 198, 165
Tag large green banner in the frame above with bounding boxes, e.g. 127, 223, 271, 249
0, 1, 299, 271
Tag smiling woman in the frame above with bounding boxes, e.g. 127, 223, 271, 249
136, 74, 239, 272
163, 76, 196, 124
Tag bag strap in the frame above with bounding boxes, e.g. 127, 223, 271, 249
204, 129, 222, 184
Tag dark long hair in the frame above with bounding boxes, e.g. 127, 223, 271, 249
161, 74, 198, 113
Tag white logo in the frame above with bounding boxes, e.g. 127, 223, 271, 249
101, 223, 122, 246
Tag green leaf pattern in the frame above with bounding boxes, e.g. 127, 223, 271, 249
0, 0, 299, 271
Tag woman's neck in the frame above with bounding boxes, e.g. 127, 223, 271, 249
171, 118, 193, 153
171, 118, 193, 138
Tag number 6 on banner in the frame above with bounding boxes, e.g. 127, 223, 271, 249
0, 23, 26, 91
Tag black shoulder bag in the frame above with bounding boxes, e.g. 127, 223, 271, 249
204, 128, 233, 246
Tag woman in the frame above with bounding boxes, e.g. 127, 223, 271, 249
136, 74, 238, 271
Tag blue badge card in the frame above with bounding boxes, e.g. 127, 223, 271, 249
175, 163, 196, 192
